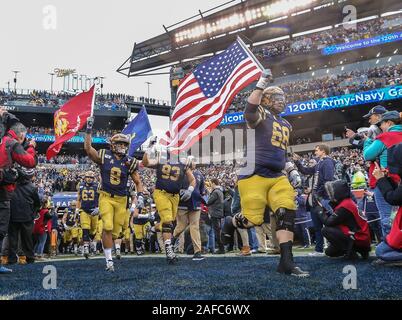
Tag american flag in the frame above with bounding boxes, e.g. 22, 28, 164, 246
160, 39, 262, 152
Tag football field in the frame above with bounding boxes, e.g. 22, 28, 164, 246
0, 253, 401, 300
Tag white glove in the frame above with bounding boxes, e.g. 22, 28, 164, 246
138, 213, 150, 219
256, 69, 273, 90
91, 207, 99, 216
180, 186, 194, 202
137, 193, 145, 209
63, 223, 69, 230
130, 204, 136, 213
145, 136, 158, 155
367, 124, 382, 139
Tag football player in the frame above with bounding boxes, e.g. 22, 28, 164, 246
62, 201, 80, 256
84, 117, 144, 272
77, 170, 99, 259
130, 198, 154, 255
142, 146, 196, 264
227, 71, 309, 277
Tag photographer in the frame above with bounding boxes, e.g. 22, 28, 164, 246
345, 106, 386, 149
372, 146, 402, 266
0, 108, 37, 274
8, 167, 40, 264
363, 111, 402, 237
319, 180, 371, 260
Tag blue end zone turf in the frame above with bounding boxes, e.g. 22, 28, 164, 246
0, 256, 401, 300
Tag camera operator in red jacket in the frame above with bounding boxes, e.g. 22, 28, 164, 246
0, 107, 37, 274
319, 180, 371, 260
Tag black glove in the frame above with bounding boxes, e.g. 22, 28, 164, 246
86, 116, 94, 133
0, 168, 19, 185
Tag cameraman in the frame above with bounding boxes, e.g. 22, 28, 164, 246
345, 106, 386, 150
0, 107, 37, 274
363, 111, 402, 237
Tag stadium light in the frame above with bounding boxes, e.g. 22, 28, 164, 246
174, 0, 318, 44
12, 70, 20, 91
376, 52, 381, 57
49, 72, 55, 93
394, 49, 399, 54
145, 81, 152, 100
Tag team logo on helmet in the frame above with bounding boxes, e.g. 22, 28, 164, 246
110, 133, 130, 156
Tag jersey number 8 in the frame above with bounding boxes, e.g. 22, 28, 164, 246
110, 167, 122, 185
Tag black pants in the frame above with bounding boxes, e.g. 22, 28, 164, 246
0, 199, 11, 251
322, 226, 370, 257
211, 217, 224, 251
8, 221, 35, 263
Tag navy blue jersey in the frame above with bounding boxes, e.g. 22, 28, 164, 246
78, 183, 99, 213
179, 169, 205, 210
98, 149, 139, 196
239, 106, 291, 179
133, 208, 149, 225
65, 209, 78, 227
155, 162, 187, 194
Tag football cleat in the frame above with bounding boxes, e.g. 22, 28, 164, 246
0, 266, 12, 274
105, 260, 115, 272
84, 245, 90, 259
165, 243, 178, 265
115, 248, 121, 260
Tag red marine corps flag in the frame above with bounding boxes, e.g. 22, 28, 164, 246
46, 85, 95, 160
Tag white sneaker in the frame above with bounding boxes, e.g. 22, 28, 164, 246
308, 251, 325, 257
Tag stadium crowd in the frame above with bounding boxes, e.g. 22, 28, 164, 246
27, 126, 117, 138
228, 62, 402, 112
253, 14, 402, 60
0, 89, 170, 110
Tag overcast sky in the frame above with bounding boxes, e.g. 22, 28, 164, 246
0, 0, 226, 134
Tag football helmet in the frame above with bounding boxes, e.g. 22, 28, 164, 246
110, 133, 130, 156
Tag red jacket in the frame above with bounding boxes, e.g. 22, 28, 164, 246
33, 208, 49, 235
376, 131, 402, 184
335, 198, 371, 247
0, 130, 37, 192
386, 207, 402, 251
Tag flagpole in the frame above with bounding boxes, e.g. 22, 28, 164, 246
90, 84, 96, 117
236, 36, 265, 72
